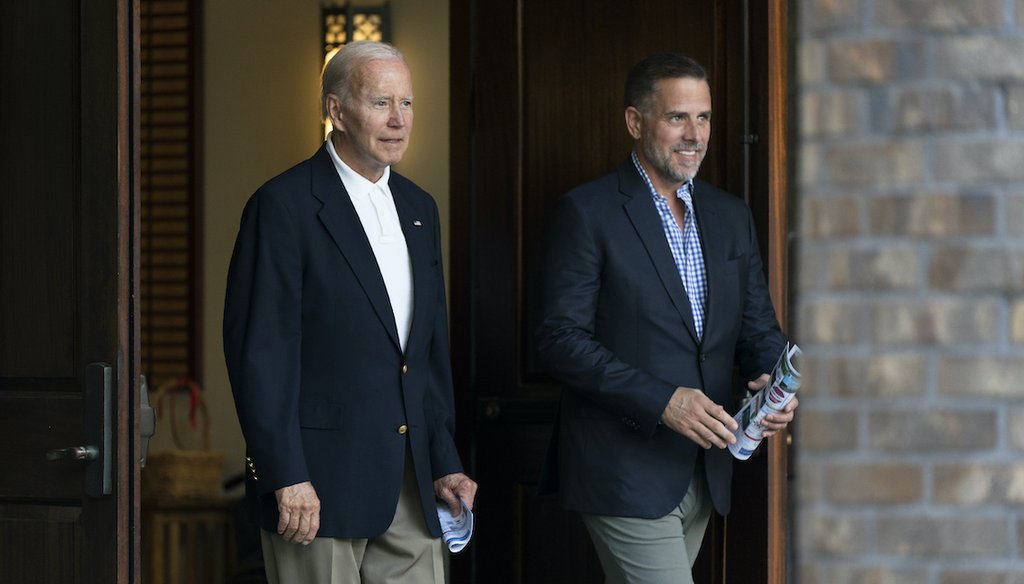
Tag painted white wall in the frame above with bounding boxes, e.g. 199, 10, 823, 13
146, 0, 451, 484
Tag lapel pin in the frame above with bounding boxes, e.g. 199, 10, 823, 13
413, 220, 423, 226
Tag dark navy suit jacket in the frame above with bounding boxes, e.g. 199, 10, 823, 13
536, 159, 786, 518
223, 144, 462, 538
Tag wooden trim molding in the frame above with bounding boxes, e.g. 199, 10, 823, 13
766, 0, 790, 583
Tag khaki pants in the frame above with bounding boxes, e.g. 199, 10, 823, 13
261, 451, 445, 584
581, 464, 712, 584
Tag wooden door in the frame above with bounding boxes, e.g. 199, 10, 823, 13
0, 0, 140, 582
449, 1, 791, 582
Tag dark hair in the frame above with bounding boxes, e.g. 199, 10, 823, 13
625, 53, 709, 113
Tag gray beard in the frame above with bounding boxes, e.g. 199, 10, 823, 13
642, 142, 701, 185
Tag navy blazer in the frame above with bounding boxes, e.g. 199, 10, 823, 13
536, 159, 785, 518
223, 144, 462, 538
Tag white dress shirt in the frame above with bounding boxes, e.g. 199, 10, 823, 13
326, 135, 414, 352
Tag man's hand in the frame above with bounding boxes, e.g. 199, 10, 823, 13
747, 373, 799, 438
434, 472, 478, 517
275, 481, 321, 544
661, 387, 738, 449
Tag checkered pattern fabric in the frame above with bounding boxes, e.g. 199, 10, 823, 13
631, 152, 707, 339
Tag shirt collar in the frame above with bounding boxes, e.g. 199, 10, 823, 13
325, 132, 391, 200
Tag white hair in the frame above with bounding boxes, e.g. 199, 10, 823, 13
321, 41, 406, 120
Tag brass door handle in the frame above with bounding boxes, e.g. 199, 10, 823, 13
46, 446, 99, 462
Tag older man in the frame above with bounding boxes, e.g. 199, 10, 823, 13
224, 41, 476, 584
536, 53, 798, 583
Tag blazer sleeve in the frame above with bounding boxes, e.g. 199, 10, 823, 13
424, 202, 464, 479
733, 207, 787, 379
223, 189, 310, 496
535, 195, 677, 435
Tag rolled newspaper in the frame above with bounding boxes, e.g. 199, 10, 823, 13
728, 343, 802, 460
436, 498, 474, 553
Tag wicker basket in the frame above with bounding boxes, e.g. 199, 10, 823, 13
142, 378, 224, 501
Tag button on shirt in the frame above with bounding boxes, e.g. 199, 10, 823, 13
326, 135, 414, 351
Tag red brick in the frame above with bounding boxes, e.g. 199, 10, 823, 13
877, 516, 1007, 556
869, 410, 997, 451
869, 193, 995, 236
934, 464, 1024, 505
827, 141, 925, 186
938, 357, 1024, 398
875, 0, 1004, 29
825, 463, 923, 504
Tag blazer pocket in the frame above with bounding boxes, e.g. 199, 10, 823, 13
720, 257, 740, 279
298, 401, 345, 429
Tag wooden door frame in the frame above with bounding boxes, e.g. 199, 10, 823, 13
126, 0, 142, 579
102, 0, 141, 579
765, 0, 791, 582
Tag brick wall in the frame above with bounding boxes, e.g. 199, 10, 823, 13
795, 0, 1024, 581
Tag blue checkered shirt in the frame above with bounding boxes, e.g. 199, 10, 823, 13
631, 151, 708, 339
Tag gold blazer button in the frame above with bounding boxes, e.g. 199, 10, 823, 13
397, 424, 408, 435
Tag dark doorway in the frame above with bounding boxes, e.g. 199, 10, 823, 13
449, 1, 792, 582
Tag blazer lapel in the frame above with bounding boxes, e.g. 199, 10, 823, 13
618, 163, 700, 344
690, 182, 721, 344
309, 145, 403, 352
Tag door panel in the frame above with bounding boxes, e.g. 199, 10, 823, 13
0, 0, 138, 582
0, 397, 86, 500
0, 1, 78, 378
451, 0, 787, 581
0, 506, 82, 584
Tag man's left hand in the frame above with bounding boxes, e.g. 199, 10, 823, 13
747, 373, 799, 437
434, 472, 478, 517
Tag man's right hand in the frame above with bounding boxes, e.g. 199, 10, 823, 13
275, 481, 321, 544
661, 387, 738, 449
